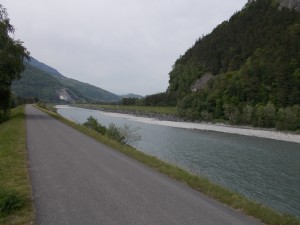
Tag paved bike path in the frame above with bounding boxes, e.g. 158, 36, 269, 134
26, 105, 261, 225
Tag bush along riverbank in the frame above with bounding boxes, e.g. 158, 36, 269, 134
83, 116, 141, 145
35, 104, 300, 225
0, 106, 34, 225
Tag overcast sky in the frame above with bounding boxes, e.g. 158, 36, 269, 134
2, 0, 247, 96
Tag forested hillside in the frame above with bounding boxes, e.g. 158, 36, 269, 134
167, 0, 300, 130
12, 63, 63, 102
57, 76, 121, 102
26, 57, 63, 77
12, 59, 120, 102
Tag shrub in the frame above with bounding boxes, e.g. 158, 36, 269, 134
0, 110, 10, 123
83, 117, 141, 145
0, 189, 24, 216
118, 124, 141, 145
36, 102, 47, 109
107, 123, 141, 145
107, 123, 124, 143
83, 116, 107, 134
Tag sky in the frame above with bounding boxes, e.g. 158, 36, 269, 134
2, 0, 247, 96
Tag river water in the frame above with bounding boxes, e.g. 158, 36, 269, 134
57, 106, 300, 217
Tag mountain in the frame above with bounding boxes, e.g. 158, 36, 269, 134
12, 58, 120, 102
26, 57, 63, 77
12, 63, 64, 102
167, 0, 300, 130
120, 93, 144, 99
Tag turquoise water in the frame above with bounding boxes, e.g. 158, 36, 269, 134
58, 106, 300, 217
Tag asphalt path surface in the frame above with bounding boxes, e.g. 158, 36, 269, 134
26, 105, 262, 225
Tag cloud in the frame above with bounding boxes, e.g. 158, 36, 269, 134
2, 0, 247, 95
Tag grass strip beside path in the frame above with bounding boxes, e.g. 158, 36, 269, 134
36, 105, 300, 225
0, 106, 34, 225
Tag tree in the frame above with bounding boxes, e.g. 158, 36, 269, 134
263, 101, 276, 127
223, 103, 240, 124
0, 4, 29, 121
242, 105, 254, 124
276, 107, 298, 130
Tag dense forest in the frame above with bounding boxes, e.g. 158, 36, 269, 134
161, 0, 300, 131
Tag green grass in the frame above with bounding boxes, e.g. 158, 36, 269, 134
73, 104, 178, 115
0, 106, 34, 225
35, 105, 300, 225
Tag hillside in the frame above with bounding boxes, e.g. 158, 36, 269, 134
26, 57, 63, 78
166, 0, 300, 130
12, 58, 120, 102
12, 63, 64, 102
57, 76, 121, 102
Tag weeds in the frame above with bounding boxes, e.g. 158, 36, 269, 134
0, 189, 25, 216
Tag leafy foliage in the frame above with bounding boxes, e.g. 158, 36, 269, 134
166, 0, 300, 131
0, 4, 29, 122
115, 124, 141, 145
83, 116, 107, 134
121, 92, 177, 107
107, 123, 141, 145
143, 92, 178, 106
106, 123, 125, 143
106, 123, 141, 145
82, 116, 141, 145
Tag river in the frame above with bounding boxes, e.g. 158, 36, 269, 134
57, 106, 300, 218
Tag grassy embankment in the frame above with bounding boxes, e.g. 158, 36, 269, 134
0, 106, 34, 225
36, 104, 300, 225
73, 103, 177, 115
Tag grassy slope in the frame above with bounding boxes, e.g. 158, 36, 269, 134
36, 105, 300, 225
73, 104, 178, 115
0, 106, 34, 224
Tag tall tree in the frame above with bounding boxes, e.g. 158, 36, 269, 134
0, 4, 29, 121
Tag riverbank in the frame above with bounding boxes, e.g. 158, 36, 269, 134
65, 105, 300, 143
72, 104, 180, 121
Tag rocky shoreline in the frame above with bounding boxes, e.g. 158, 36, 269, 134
70, 105, 300, 143
73, 105, 185, 122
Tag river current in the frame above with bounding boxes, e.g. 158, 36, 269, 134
57, 106, 300, 217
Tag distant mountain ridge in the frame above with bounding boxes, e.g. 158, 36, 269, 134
26, 57, 63, 77
12, 57, 121, 102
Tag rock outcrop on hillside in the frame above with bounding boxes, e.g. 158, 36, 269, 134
248, 0, 300, 11
279, 0, 300, 11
